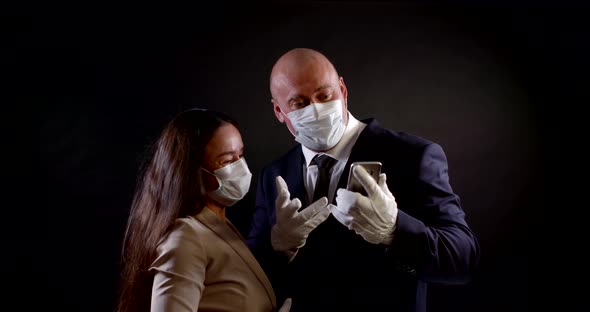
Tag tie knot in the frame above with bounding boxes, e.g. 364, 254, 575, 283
311, 154, 336, 170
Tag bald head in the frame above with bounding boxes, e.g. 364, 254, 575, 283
268, 48, 349, 141
270, 48, 340, 100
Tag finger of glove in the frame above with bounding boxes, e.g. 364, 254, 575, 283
353, 165, 381, 197
355, 191, 394, 225
378, 173, 394, 198
347, 202, 388, 230
336, 188, 375, 217
378, 172, 386, 185
275, 176, 291, 208
276, 198, 302, 225
298, 197, 329, 221
278, 298, 292, 312
335, 188, 361, 214
288, 197, 303, 217
336, 190, 387, 232
340, 188, 391, 227
331, 203, 354, 229
303, 203, 331, 229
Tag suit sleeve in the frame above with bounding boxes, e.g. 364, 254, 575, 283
388, 143, 480, 284
247, 168, 273, 253
149, 221, 206, 312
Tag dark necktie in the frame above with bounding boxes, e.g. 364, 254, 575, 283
311, 154, 337, 202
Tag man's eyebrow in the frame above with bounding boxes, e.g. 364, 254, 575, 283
315, 84, 332, 92
288, 95, 302, 103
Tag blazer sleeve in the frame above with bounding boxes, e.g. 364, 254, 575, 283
388, 143, 480, 284
149, 221, 207, 312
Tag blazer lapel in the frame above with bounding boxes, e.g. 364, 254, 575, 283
196, 208, 277, 308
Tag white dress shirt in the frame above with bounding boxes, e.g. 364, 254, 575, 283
301, 112, 366, 204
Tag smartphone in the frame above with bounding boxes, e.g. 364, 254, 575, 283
346, 161, 382, 196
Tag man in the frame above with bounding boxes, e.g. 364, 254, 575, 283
247, 48, 480, 312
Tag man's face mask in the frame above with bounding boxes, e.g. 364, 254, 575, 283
201, 157, 252, 207
284, 99, 346, 151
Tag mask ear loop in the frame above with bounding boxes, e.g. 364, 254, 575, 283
200, 167, 222, 192
277, 106, 299, 137
278, 106, 290, 119
200, 167, 215, 176
201, 157, 245, 189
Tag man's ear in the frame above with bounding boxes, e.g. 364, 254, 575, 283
273, 99, 286, 123
339, 76, 348, 108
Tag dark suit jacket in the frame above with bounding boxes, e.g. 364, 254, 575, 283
247, 118, 480, 312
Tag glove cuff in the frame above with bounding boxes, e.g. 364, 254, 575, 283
284, 248, 299, 263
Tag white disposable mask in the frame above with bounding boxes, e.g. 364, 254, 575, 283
285, 99, 346, 151
202, 157, 252, 207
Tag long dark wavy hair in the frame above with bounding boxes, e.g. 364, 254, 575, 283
117, 108, 239, 312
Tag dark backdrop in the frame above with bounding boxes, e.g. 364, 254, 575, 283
10, 1, 588, 311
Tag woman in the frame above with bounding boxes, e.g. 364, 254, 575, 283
117, 109, 288, 312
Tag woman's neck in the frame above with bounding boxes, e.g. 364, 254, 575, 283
205, 200, 226, 220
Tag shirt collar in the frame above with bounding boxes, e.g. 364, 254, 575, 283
302, 112, 364, 167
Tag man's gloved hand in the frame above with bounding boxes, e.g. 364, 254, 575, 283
271, 176, 331, 258
332, 165, 398, 245
278, 298, 292, 312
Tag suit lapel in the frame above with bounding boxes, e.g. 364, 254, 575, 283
337, 119, 377, 191
196, 208, 277, 308
284, 146, 309, 206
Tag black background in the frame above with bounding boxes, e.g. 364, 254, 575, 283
9, 1, 588, 311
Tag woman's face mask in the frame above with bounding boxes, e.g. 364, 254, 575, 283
201, 157, 252, 207
284, 99, 346, 151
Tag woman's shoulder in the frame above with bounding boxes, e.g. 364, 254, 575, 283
150, 215, 210, 270
158, 216, 207, 251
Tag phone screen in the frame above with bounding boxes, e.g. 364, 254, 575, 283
346, 161, 382, 195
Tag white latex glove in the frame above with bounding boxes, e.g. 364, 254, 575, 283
332, 165, 398, 245
278, 298, 292, 312
271, 176, 331, 257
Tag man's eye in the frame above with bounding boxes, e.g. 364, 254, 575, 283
321, 93, 332, 101
292, 102, 304, 109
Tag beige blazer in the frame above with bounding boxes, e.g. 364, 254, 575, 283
149, 207, 277, 312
